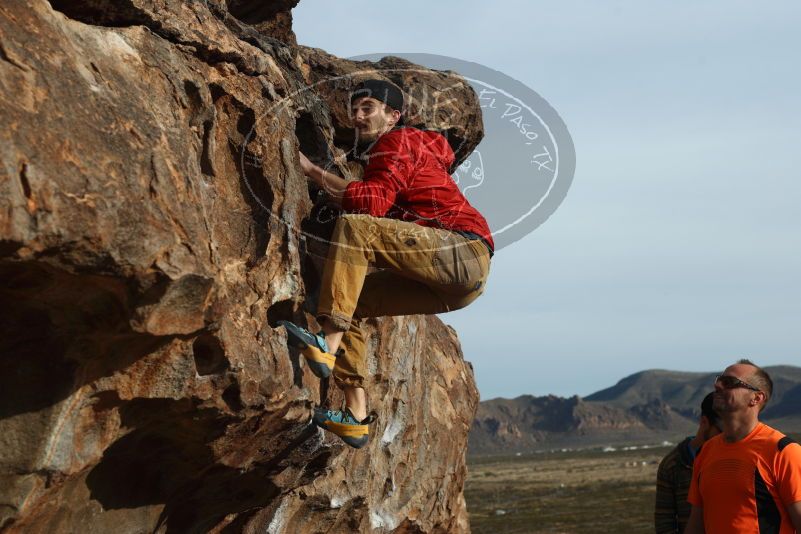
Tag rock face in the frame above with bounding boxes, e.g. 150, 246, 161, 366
297, 47, 483, 172
0, 1, 482, 532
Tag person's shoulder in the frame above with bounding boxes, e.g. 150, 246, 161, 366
695, 434, 723, 463
756, 423, 786, 445
380, 126, 422, 140
705, 433, 725, 447
766, 424, 799, 454
372, 127, 422, 153
778, 435, 800, 453
659, 441, 683, 469
775, 437, 801, 482
659, 438, 692, 471
378, 127, 454, 168
382, 126, 449, 143
752, 423, 801, 457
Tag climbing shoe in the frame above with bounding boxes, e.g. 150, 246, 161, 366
312, 406, 377, 449
278, 320, 336, 379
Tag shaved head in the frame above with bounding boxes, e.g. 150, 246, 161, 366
735, 359, 773, 406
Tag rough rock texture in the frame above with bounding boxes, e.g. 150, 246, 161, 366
297, 47, 483, 172
0, 1, 482, 532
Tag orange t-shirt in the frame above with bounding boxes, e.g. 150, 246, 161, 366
688, 422, 801, 533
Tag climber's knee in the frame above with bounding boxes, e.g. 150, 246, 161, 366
332, 214, 377, 246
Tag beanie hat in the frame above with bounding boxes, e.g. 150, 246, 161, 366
350, 79, 406, 121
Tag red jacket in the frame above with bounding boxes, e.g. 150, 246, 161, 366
342, 127, 494, 251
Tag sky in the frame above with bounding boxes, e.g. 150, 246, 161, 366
291, 0, 801, 400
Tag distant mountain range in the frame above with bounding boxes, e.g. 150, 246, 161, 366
469, 366, 801, 455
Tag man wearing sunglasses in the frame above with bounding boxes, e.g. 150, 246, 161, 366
655, 392, 722, 533
685, 360, 801, 533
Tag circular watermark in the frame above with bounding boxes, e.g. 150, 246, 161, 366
240, 53, 574, 256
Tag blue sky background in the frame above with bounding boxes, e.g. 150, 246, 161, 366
292, 0, 801, 399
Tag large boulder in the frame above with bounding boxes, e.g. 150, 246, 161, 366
0, 0, 481, 532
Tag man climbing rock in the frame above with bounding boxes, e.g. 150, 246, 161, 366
279, 79, 493, 449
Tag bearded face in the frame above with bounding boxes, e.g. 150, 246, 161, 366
351, 96, 399, 143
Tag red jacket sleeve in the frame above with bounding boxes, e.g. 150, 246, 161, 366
342, 131, 414, 216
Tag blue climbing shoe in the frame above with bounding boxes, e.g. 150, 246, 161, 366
312, 406, 377, 449
278, 320, 336, 379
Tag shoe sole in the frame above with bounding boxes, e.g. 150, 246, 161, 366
278, 320, 335, 379
312, 409, 370, 449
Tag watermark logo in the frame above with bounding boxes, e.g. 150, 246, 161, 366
351, 53, 575, 252
241, 53, 574, 256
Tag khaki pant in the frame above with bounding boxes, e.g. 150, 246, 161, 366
316, 214, 491, 389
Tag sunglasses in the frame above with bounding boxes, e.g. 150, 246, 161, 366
715, 374, 761, 392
